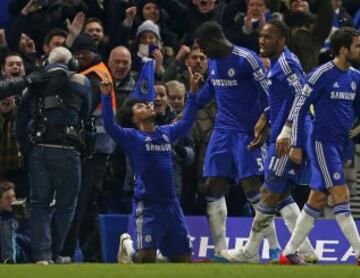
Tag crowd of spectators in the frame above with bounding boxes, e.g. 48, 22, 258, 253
0, 0, 360, 263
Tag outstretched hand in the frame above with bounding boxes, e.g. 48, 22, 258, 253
66, 12, 86, 36
188, 67, 204, 93
21, 0, 41, 16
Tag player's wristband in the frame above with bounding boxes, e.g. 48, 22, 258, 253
277, 125, 292, 140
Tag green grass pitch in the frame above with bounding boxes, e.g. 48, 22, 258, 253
1, 264, 360, 278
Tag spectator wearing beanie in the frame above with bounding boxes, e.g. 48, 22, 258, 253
132, 20, 166, 78
63, 32, 116, 262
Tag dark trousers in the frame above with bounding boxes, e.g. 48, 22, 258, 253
28, 145, 81, 261
62, 153, 108, 261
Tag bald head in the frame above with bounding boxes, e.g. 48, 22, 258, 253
108, 46, 132, 82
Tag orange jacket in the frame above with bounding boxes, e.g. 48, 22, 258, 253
80, 62, 116, 116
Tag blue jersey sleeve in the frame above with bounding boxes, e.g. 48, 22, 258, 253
101, 95, 134, 149
290, 68, 327, 148
163, 93, 197, 142
196, 77, 215, 110
247, 55, 269, 113
281, 59, 306, 121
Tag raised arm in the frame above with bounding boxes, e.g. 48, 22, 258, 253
99, 80, 132, 148
196, 77, 215, 110
167, 68, 203, 142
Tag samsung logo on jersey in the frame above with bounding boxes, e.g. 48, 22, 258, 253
330, 91, 356, 100
145, 143, 171, 152
211, 79, 238, 87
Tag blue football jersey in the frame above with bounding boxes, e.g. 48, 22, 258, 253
290, 61, 360, 147
196, 45, 269, 134
102, 94, 197, 202
267, 48, 306, 143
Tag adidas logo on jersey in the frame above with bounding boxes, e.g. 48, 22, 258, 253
145, 137, 152, 142
333, 82, 340, 88
210, 70, 215, 75
288, 169, 296, 175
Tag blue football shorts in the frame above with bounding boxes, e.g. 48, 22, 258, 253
263, 143, 310, 193
203, 129, 264, 182
130, 199, 192, 258
308, 139, 346, 192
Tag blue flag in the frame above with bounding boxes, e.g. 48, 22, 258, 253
130, 59, 156, 102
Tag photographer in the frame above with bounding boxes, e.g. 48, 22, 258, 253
15, 46, 91, 264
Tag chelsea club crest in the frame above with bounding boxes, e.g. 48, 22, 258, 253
140, 80, 149, 95
351, 81, 357, 92
227, 68, 235, 77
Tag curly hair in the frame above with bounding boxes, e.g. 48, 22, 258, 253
118, 97, 147, 128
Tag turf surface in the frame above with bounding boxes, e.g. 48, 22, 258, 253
0, 264, 359, 278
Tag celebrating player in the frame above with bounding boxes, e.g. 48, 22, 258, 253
99, 68, 202, 263
194, 21, 281, 261
221, 19, 317, 263
279, 27, 360, 265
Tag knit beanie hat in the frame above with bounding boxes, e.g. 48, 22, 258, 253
71, 32, 98, 53
135, 20, 161, 40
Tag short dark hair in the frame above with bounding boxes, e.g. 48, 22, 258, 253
43, 28, 68, 46
195, 21, 226, 42
266, 19, 289, 44
1, 51, 23, 68
0, 180, 15, 199
84, 18, 104, 29
119, 98, 147, 128
330, 27, 360, 56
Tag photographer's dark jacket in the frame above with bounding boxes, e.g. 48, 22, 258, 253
15, 63, 92, 152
